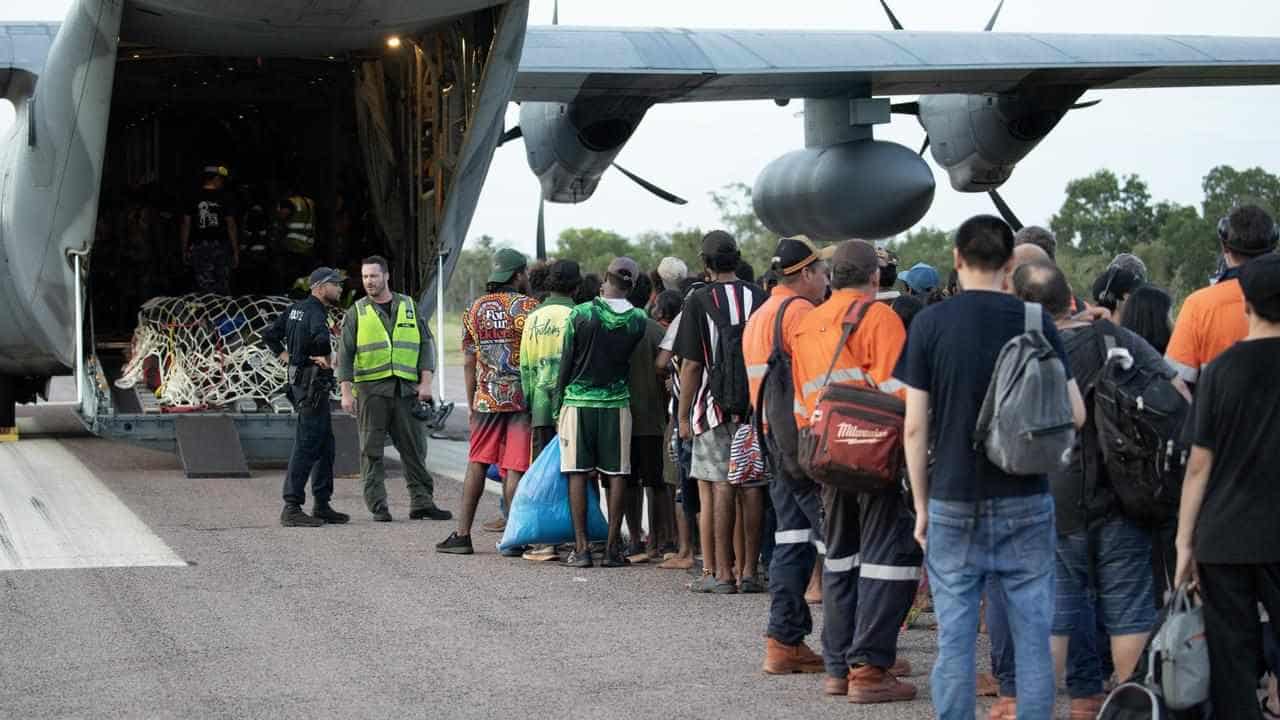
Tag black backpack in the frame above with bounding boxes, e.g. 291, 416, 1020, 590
706, 285, 753, 417
754, 296, 806, 488
1089, 321, 1190, 527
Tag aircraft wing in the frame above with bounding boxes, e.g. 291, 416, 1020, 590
513, 26, 1280, 102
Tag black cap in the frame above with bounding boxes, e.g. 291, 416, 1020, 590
308, 266, 346, 288
1241, 254, 1280, 305
772, 236, 835, 275
1092, 266, 1143, 307
548, 259, 582, 286
702, 230, 738, 258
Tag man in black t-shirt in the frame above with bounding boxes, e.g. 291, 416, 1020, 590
181, 165, 239, 295
893, 215, 1084, 720
1175, 253, 1280, 719
675, 231, 766, 593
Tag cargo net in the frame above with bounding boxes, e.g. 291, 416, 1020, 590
114, 294, 344, 409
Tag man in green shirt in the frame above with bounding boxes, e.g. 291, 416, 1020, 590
555, 257, 649, 568
337, 255, 450, 522
519, 260, 582, 463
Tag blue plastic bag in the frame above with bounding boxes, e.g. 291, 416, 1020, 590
499, 437, 607, 550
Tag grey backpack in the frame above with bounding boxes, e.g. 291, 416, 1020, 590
973, 302, 1075, 475
1149, 584, 1209, 711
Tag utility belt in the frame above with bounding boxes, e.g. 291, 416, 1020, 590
289, 364, 335, 415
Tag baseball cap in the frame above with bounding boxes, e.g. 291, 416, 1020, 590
308, 266, 345, 288
901, 263, 940, 294
832, 239, 879, 278
607, 256, 641, 283
701, 230, 738, 258
1108, 252, 1149, 282
657, 256, 688, 290
488, 247, 528, 284
548, 259, 582, 286
771, 236, 835, 275
1241, 253, 1280, 305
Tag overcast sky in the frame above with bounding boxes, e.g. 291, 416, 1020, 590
4, 0, 1280, 257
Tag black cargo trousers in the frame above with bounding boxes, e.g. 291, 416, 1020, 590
820, 482, 923, 677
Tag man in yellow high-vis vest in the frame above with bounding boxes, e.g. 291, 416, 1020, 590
337, 255, 452, 522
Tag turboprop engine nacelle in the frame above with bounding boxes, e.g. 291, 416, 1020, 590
919, 87, 1085, 192
519, 96, 652, 203
753, 139, 936, 241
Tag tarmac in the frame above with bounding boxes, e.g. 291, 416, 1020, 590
0, 369, 1018, 720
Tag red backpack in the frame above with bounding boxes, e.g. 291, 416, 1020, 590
798, 298, 906, 494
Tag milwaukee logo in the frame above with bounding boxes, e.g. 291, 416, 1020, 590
835, 422, 888, 445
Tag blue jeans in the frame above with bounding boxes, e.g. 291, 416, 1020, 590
927, 494, 1056, 720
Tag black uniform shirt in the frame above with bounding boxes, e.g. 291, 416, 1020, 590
263, 295, 332, 367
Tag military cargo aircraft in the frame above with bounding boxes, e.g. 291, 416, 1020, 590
0, 0, 1277, 459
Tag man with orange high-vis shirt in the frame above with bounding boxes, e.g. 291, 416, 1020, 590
1167, 204, 1277, 385
744, 236, 832, 676
789, 239, 920, 705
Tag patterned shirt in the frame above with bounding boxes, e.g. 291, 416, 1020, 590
462, 290, 539, 413
519, 295, 575, 428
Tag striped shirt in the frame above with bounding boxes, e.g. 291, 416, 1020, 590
672, 280, 765, 435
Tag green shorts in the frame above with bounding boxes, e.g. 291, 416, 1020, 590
558, 405, 632, 476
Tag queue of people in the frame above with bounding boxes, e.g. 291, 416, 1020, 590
271, 202, 1280, 719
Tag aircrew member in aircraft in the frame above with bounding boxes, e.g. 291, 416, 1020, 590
277, 190, 318, 288
263, 267, 349, 528
180, 164, 239, 295
337, 255, 451, 523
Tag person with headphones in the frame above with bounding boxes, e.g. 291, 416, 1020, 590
180, 163, 239, 295
1167, 204, 1278, 385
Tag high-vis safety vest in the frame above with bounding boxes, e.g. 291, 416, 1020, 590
353, 295, 420, 383
283, 195, 316, 255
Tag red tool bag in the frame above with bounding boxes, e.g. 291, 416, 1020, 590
798, 298, 905, 494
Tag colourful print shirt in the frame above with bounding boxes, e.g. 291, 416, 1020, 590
462, 291, 539, 413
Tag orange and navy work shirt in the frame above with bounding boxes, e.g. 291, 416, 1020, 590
742, 285, 815, 421
789, 288, 908, 430
1166, 275, 1247, 383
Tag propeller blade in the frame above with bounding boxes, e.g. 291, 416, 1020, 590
497, 125, 522, 147
878, 0, 905, 30
918, 135, 931, 156
536, 196, 547, 260
989, 189, 1023, 231
552, 0, 558, 25
983, 0, 1005, 31
890, 101, 919, 116
611, 163, 688, 205
1069, 98, 1102, 111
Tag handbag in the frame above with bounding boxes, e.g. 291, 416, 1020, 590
798, 297, 905, 494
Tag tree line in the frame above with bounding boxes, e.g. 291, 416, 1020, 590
444, 165, 1280, 313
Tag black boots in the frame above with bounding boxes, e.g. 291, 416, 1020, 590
312, 503, 350, 524
281, 504, 323, 527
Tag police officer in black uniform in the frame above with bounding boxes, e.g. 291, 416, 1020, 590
263, 267, 350, 527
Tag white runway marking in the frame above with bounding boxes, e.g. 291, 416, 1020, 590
0, 440, 185, 571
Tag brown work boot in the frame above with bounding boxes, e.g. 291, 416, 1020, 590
823, 675, 848, 696
846, 665, 918, 704
481, 515, 506, 533
888, 658, 913, 677
1069, 695, 1105, 720
988, 696, 1016, 720
763, 637, 825, 674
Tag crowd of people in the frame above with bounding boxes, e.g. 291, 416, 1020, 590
275, 202, 1280, 719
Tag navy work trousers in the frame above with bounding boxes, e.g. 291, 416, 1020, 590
765, 460, 823, 646
821, 484, 923, 676
283, 404, 335, 506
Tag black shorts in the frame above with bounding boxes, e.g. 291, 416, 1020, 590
630, 435, 664, 488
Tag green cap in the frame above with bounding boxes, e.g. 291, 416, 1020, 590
488, 247, 528, 284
